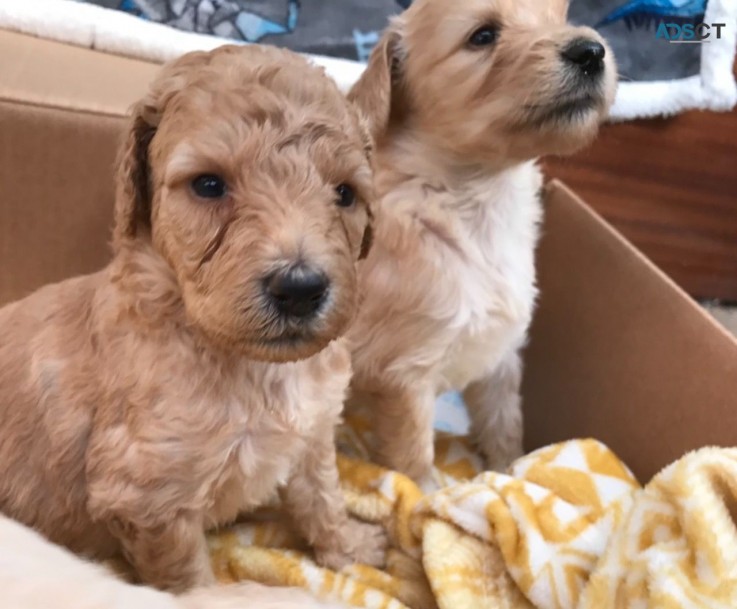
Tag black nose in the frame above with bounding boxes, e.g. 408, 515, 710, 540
561, 38, 605, 77
265, 266, 329, 319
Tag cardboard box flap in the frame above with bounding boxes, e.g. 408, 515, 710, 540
0, 30, 157, 117
523, 181, 737, 481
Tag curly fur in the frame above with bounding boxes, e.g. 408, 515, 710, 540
0, 44, 385, 592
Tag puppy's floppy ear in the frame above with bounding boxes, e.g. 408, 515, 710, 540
112, 50, 212, 250
348, 25, 404, 145
112, 99, 159, 249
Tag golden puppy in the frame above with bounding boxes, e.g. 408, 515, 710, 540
0, 45, 384, 591
0, 515, 348, 609
347, 0, 617, 484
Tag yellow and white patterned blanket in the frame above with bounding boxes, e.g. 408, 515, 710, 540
207, 414, 737, 609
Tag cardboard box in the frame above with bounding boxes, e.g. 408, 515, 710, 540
2, 30, 737, 483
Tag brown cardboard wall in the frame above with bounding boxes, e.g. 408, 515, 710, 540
0, 102, 124, 302
523, 182, 737, 481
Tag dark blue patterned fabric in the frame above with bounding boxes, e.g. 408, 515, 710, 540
87, 0, 407, 61
84, 0, 703, 79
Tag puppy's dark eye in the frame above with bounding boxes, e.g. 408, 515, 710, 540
468, 25, 500, 47
335, 184, 356, 208
191, 175, 227, 199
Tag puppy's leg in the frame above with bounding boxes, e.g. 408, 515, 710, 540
282, 430, 387, 570
463, 349, 524, 472
373, 385, 435, 486
110, 513, 215, 593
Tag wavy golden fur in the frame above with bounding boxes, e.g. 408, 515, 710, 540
347, 0, 617, 484
0, 45, 385, 592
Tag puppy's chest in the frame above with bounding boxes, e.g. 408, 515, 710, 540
203, 349, 349, 522
431, 188, 541, 388
205, 406, 306, 524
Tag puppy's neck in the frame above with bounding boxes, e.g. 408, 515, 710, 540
378, 124, 530, 193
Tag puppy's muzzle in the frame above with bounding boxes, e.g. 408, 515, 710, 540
264, 264, 330, 319
561, 38, 606, 79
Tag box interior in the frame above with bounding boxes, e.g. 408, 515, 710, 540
524, 183, 737, 481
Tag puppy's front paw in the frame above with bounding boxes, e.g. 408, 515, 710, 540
346, 521, 388, 567
315, 520, 387, 570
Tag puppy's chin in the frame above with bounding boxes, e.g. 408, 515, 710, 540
511, 89, 611, 158
194, 310, 353, 364
528, 94, 601, 127
242, 328, 342, 363
536, 103, 605, 154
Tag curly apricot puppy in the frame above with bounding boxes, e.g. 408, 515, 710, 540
0, 45, 384, 592
347, 0, 617, 484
